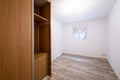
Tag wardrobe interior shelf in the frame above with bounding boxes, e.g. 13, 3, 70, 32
34, 52, 48, 59
34, 13, 48, 23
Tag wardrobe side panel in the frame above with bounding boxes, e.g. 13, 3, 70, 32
34, 24, 39, 53
39, 24, 49, 52
0, 0, 32, 80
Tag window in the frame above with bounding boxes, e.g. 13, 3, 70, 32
73, 24, 87, 40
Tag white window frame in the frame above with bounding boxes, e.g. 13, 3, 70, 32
73, 23, 88, 40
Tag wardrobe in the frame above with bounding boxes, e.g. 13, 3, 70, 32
34, 0, 51, 80
0, 0, 51, 80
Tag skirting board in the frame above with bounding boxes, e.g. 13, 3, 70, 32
107, 57, 120, 80
52, 53, 62, 61
63, 53, 107, 59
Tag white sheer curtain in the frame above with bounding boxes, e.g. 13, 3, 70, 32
73, 23, 88, 40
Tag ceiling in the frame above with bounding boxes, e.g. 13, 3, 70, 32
51, 0, 116, 24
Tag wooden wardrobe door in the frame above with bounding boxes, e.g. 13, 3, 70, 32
0, 0, 32, 80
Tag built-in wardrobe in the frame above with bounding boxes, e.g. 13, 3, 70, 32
0, 0, 51, 80
34, 0, 51, 80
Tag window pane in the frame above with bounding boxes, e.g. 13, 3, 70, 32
73, 28, 87, 40
73, 32, 80, 40
80, 32, 86, 40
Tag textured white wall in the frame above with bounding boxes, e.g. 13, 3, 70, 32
63, 18, 108, 58
107, 0, 120, 78
51, 17, 63, 61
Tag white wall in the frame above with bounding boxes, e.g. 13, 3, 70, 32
51, 17, 63, 61
107, 0, 120, 78
63, 18, 108, 58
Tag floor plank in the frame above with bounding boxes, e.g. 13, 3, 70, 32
52, 54, 118, 80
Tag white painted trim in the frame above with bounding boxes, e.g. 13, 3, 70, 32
107, 57, 120, 80
52, 53, 62, 61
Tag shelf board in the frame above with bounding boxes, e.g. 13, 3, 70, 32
34, 13, 48, 23
34, 52, 48, 59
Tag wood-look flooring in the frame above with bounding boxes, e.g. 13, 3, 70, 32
52, 54, 119, 80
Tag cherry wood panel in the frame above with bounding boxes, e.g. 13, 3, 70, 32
34, 3, 51, 80
0, 0, 32, 80
39, 3, 51, 76
34, 5, 39, 14
34, 53, 49, 80
39, 23, 50, 52
34, 13, 48, 23
39, 3, 50, 20
34, 23, 39, 53
39, 3, 51, 75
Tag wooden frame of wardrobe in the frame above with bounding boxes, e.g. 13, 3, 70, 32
0, 0, 51, 80
34, 2, 51, 80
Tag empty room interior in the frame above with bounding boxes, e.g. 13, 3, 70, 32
0, 0, 120, 80
51, 0, 120, 80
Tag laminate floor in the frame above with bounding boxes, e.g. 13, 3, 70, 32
52, 53, 119, 80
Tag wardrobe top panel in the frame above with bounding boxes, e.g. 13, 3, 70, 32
34, 0, 50, 7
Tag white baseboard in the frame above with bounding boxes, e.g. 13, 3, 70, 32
107, 57, 120, 80
63, 53, 107, 59
52, 53, 62, 61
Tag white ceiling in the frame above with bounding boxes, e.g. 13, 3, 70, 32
51, 0, 116, 24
